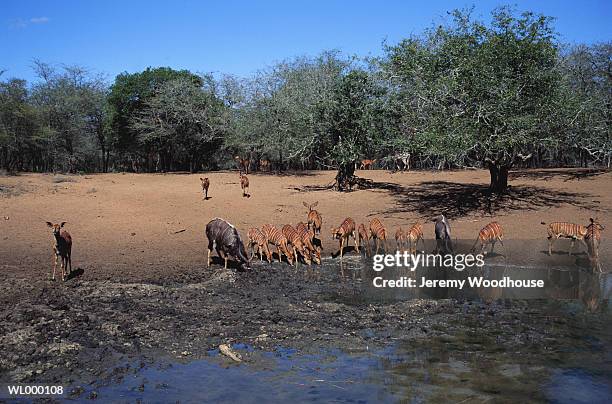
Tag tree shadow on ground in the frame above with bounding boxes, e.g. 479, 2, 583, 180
372, 180, 601, 219
509, 168, 609, 182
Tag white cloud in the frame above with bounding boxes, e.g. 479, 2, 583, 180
30, 17, 50, 24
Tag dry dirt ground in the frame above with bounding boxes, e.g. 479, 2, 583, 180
0, 169, 610, 397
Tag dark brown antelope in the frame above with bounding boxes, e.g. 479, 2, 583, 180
45, 221, 72, 281
206, 218, 250, 270
584, 217, 605, 272
200, 177, 210, 200
303, 201, 322, 235
331, 217, 357, 258
240, 173, 249, 197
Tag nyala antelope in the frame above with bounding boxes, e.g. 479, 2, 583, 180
360, 159, 376, 170
369, 218, 388, 254
406, 222, 425, 254
296, 222, 321, 264
584, 218, 605, 272
200, 177, 210, 200
395, 227, 405, 251
262, 224, 295, 265
541, 221, 587, 255
471, 222, 504, 255
331, 217, 357, 258
357, 223, 371, 257
234, 155, 250, 174
247, 228, 272, 263
304, 201, 322, 235
206, 218, 250, 271
45, 221, 72, 281
240, 173, 249, 197
282, 224, 312, 266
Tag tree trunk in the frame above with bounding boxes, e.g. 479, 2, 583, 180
335, 162, 356, 191
489, 164, 509, 194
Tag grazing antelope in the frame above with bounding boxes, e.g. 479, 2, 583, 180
471, 222, 504, 255
369, 218, 388, 254
282, 224, 312, 265
200, 177, 210, 200
296, 222, 321, 264
206, 218, 250, 270
46, 221, 73, 281
541, 221, 587, 255
262, 224, 295, 265
240, 173, 249, 197
395, 227, 405, 251
360, 159, 376, 170
234, 155, 250, 174
433, 215, 453, 254
331, 217, 357, 258
406, 222, 425, 254
357, 223, 371, 257
247, 228, 272, 263
584, 218, 605, 272
303, 201, 322, 235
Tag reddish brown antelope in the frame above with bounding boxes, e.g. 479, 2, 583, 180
282, 224, 312, 266
304, 201, 322, 235
200, 177, 210, 200
331, 217, 357, 258
45, 221, 72, 281
240, 173, 249, 197
541, 221, 588, 255
471, 222, 504, 255
369, 218, 388, 254
234, 155, 250, 174
359, 159, 376, 170
262, 224, 295, 265
584, 217, 605, 272
296, 222, 321, 264
357, 223, 371, 257
395, 227, 405, 251
406, 222, 425, 254
247, 228, 272, 263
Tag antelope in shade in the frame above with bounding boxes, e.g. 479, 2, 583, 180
541, 221, 588, 255
282, 224, 312, 266
262, 224, 295, 265
239, 173, 249, 197
357, 223, 371, 257
206, 218, 250, 271
433, 215, 453, 254
303, 201, 322, 235
406, 222, 425, 254
395, 227, 405, 251
369, 218, 388, 254
234, 155, 250, 174
200, 177, 210, 200
259, 159, 271, 172
296, 222, 321, 264
584, 217, 605, 272
471, 222, 504, 255
360, 159, 376, 170
331, 217, 357, 258
45, 221, 73, 281
247, 228, 272, 263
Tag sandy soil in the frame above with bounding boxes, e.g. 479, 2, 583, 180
1, 168, 610, 281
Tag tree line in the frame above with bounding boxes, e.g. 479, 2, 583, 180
1, 7, 610, 192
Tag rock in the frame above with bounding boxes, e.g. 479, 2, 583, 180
219, 344, 242, 362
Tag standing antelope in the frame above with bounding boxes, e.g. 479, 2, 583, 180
296, 222, 321, 264
247, 228, 272, 263
262, 224, 295, 265
584, 218, 605, 272
406, 222, 425, 254
200, 177, 210, 200
234, 155, 250, 174
240, 173, 249, 197
541, 221, 587, 255
331, 217, 357, 258
471, 222, 504, 255
369, 218, 388, 254
282, 224, 312, 266
259, 159, 271, 172
46, 221, 72, 281
395, 227, 405, 251
304, 201, 322, 235
357, 223, 371, 257
360, 159, 376, 170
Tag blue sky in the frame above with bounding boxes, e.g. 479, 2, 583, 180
1, 1, 611, 83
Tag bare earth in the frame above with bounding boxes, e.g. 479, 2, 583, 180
1, 168, 610, 281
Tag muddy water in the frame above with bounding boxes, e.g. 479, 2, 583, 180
72, 253, 610, 403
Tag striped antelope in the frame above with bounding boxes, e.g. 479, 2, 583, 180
471, 222, 504, 255
369, 218, 388, 254
240, 173, 249, 197
331, 217, 357, 258
262, 224, 295, 265
584, 218, 605, 272
282, 224, 312, 266
46, 221, 73, 281
541, 221, 587, 255
247, 228, 272, 263
303, 201, 323, 235
200, 177, 210, 200
358, 223, 371, 257
296, 222, 321, 264
406, 222, 425, 254
395, 227, 405, 251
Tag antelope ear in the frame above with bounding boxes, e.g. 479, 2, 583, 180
60, 222, 67, 227
200, 178, 203, 181
46, 221, 53, 228
590, 218, 594, 223
312, 201, 318, 208
303, 202, 309, 208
